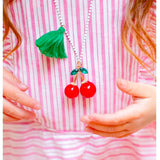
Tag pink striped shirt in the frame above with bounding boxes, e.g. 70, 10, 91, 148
3, 0, 156, 159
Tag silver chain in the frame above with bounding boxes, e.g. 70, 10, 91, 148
53, 0, 94, 64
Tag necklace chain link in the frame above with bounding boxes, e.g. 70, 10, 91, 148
53, 0, 94, 64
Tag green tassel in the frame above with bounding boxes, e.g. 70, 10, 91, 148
35, 27, 67, 59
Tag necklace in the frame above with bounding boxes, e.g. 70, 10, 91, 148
36, 0, 96, 98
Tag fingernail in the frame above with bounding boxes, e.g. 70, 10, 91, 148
81, 116, 91, 123
19, 83, 28, 90
34, 104, 41, 109
29, 115, 36, 120
85, 127, 92, 132
119, 79, 127, 88
25, 114, 36, 120
88, 115, 95, 120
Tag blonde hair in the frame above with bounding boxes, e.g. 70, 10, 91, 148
122, 0, 156, 74
3, 0, 22, 61
3, 0, 156, 71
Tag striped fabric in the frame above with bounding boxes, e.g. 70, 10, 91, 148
3, 27, 14, 73
3, 0, 156, 159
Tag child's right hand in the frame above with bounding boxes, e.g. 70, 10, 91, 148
3, 67, 41, 122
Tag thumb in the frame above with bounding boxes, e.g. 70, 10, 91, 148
117, 79, 154, 98
82, 103, 140, 125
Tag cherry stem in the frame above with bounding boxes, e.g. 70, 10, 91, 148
79, 71, 85, 81
72, 62, 86, 84
73, 74, 78, 84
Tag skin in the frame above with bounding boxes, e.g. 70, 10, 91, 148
3, 67, 41, 122
3, 67, 156, 138
81, 79, 156, 138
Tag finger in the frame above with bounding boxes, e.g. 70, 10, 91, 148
117, 79, 155, 98
86, 122, 129, 133
3, 80, 41, 110
3, 114, 20, 122
3, 98, 36, 120
81, 105, 141, 125
85, 127, 130, 138
3, 67, 28, 91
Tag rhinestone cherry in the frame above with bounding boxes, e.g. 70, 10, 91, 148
80, 81, 96, 98
64, 84, 79, 98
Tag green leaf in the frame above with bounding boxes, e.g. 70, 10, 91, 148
80, 68, 88, 74
70, 69, 79, 75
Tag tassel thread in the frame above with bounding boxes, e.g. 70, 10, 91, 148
35, 27, 67, 59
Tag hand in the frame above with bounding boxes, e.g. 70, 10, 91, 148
81, 79, 156, 138
3, 67, 41, 122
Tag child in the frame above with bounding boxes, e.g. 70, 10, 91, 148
3, 0, 156, 159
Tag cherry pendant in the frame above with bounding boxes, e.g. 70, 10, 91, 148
64, 84, 79, 98
64, 62, 96, 98
80, 81, 96, 98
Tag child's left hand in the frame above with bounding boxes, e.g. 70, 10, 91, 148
81, 79, 156, 138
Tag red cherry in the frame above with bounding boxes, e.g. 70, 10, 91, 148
64, 84, 79, 98
80, 81, 96, 98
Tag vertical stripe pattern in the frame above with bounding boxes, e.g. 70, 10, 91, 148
3, 0, 156, 159
7, 0, 138, 131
